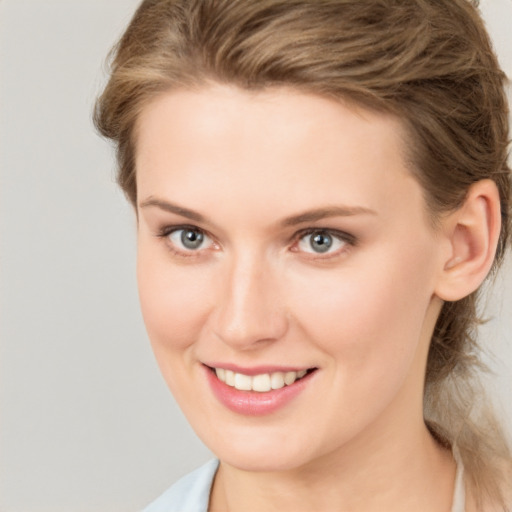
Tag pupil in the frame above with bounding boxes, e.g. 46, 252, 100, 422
181, 229, 203, 249
311, 232, 332, 253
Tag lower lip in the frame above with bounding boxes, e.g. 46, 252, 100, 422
204, 366, 315, 416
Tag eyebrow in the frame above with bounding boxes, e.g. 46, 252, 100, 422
139, 197, 206, 222
280, 205, 377, 226
139, 197, 376, 226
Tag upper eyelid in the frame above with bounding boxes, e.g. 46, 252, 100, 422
293, 227, 356, 244
160, 226, 216, 257
156, 224, 355, 250
287, 229, 356, 261
158, 225, 215, 247
158, 224, 209, 237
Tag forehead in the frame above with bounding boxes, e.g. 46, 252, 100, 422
135, 85, 408, 164
135, 85, 424, 225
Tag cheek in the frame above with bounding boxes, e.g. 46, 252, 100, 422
136, 245, 212, 356
287, 246, 437, 375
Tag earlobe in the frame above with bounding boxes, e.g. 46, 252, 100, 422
434, 179, 501, 302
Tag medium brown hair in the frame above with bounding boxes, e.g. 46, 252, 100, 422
94, 0, 512, 506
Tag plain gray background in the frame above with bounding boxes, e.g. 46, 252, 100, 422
0, 1, 511, 511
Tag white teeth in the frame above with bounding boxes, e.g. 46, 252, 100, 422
252, 373, 272, 392
270, 372, 285, 390
225, 370, 235, 386
284, 371, 297, 385
214, 367, 310, 392
234, 373, 252, 391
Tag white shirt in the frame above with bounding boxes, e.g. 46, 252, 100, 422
144, 457, 465, 512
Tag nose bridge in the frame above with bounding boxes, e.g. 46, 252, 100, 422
213, 248, 288, 348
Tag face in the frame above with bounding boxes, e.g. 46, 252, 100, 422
135, 85, 445, 472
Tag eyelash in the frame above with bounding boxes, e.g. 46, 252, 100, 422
291, 228, 357, 259
156, 225, 217, 258
156, 225, 357, 259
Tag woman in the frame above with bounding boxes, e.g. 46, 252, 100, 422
94, 0, 512, 510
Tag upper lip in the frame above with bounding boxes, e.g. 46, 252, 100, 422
203, 362, 316, 376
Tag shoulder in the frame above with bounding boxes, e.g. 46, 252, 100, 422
143, 459, 219, 512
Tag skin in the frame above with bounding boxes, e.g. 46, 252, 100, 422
134, 85, 471, 511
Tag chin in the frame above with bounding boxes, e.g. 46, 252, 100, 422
197, 423, 326, 472
218, 447, 312, 473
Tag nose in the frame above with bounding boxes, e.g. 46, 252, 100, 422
211, 252, 289, 350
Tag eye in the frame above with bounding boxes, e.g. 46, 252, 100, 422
297, 230, 350, 255
167, 227, 214, 252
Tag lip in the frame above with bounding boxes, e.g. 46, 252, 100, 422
203, 364, 317, 416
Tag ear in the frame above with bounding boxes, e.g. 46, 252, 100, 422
434, 179, 501, 302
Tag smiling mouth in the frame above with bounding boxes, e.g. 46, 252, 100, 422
208, 366, 317, 393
